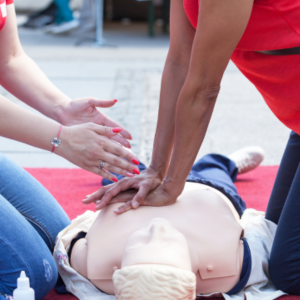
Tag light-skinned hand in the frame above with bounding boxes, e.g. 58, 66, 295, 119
56, 123, 140, 181
59, 98, 132, 149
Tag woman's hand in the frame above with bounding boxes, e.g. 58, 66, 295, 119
112, 184, 178, 214
59, 98, 132, 148
56, 123, 140, 181
82, 166, 163, 208
83, 180, 180, 213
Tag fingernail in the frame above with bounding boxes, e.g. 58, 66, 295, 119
132, 201, 139, 208
112, 128, 122, 133
132, 168, 140, 175
132, 159, 139, 165
114, 208, 120, 213
128, 144, 132, 149
114, 99, 118, 103
112, 178, 118, 182
96, 200, 101, 204
126, 172, 134, 177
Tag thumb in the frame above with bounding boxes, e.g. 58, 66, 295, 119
131, 187, 150, 208
88, 98, 118, 108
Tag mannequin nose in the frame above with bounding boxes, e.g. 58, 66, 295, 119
149, 222, 167, 242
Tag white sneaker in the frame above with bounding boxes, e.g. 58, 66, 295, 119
48, 19, 79, 34
228, 147, 265, 174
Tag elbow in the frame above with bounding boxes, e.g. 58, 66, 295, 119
184, 82, 220, 105
0, 48, 25, 71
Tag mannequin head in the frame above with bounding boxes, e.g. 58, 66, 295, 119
113, 218, 196, 299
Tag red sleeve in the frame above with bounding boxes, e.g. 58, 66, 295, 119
6, 0, 14, 4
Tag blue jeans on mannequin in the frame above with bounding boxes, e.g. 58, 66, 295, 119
0, 154, 71, 300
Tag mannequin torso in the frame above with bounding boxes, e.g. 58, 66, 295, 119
71, 182, 244, 295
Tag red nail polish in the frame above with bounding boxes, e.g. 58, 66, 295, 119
132, 168, 140, 175
128, 145, 132, 149
112, 178, 118, 182
114, 99, 118, 103
132, 158, 139, 165
112, 128, 122, 133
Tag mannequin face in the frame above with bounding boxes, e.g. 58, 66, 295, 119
122, 218, 192, 271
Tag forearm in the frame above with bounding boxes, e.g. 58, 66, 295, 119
0, 52, 71, 123
164, 81, 219, 194
0, 95, 61, 151
150, 57, 189, 179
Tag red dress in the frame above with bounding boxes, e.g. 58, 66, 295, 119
184, 0, 300, 134
0, 0, 14, 31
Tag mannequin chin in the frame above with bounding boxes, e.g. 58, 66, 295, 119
113, 218, 196, 300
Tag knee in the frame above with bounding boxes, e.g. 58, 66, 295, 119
27, 255, 58, 300
0, 257, 58, 300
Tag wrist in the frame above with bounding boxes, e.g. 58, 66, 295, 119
53, 99, 72, 125
148, 163, 166, 181
163, 177, 185, 197
52, 126, 70, 157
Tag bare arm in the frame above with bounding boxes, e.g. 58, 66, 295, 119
83, 0, 196, 208
150, 0, 195, 179
83, 0, 254, 212
0, 94, 139, 180
164, 0, 254, 195
0, 5, 71, 122
0, 4, 131, 144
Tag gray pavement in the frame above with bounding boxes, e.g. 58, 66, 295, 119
0, 22, 290, 167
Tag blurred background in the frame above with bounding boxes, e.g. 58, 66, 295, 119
0, 0, 290, 168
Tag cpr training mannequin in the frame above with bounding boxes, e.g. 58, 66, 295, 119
72, 182, 243, 297
55, 147, 284, 300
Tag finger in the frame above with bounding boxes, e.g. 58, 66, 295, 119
103, 142, 139, 167
83, 185, 113, 204
91, 166, 119, 183
95, 180, 135, 210
113, 201, 133, 214
131, 187, 151, 208
88, 98, 117, 108
101, 116, 132, 140
108, 189, 138, 203
103, 152, 140, 175
88, 123, 124, 138
110, 134, 131, 148
100, 161, 135, 178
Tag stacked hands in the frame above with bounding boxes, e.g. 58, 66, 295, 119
58, 97, 140, 182
63, 97, 178, 211
83, 167, 179, 214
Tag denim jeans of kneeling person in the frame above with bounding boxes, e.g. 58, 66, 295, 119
0, 154, 71, 300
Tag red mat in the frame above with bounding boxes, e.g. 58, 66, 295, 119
24, 166, 298, 300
